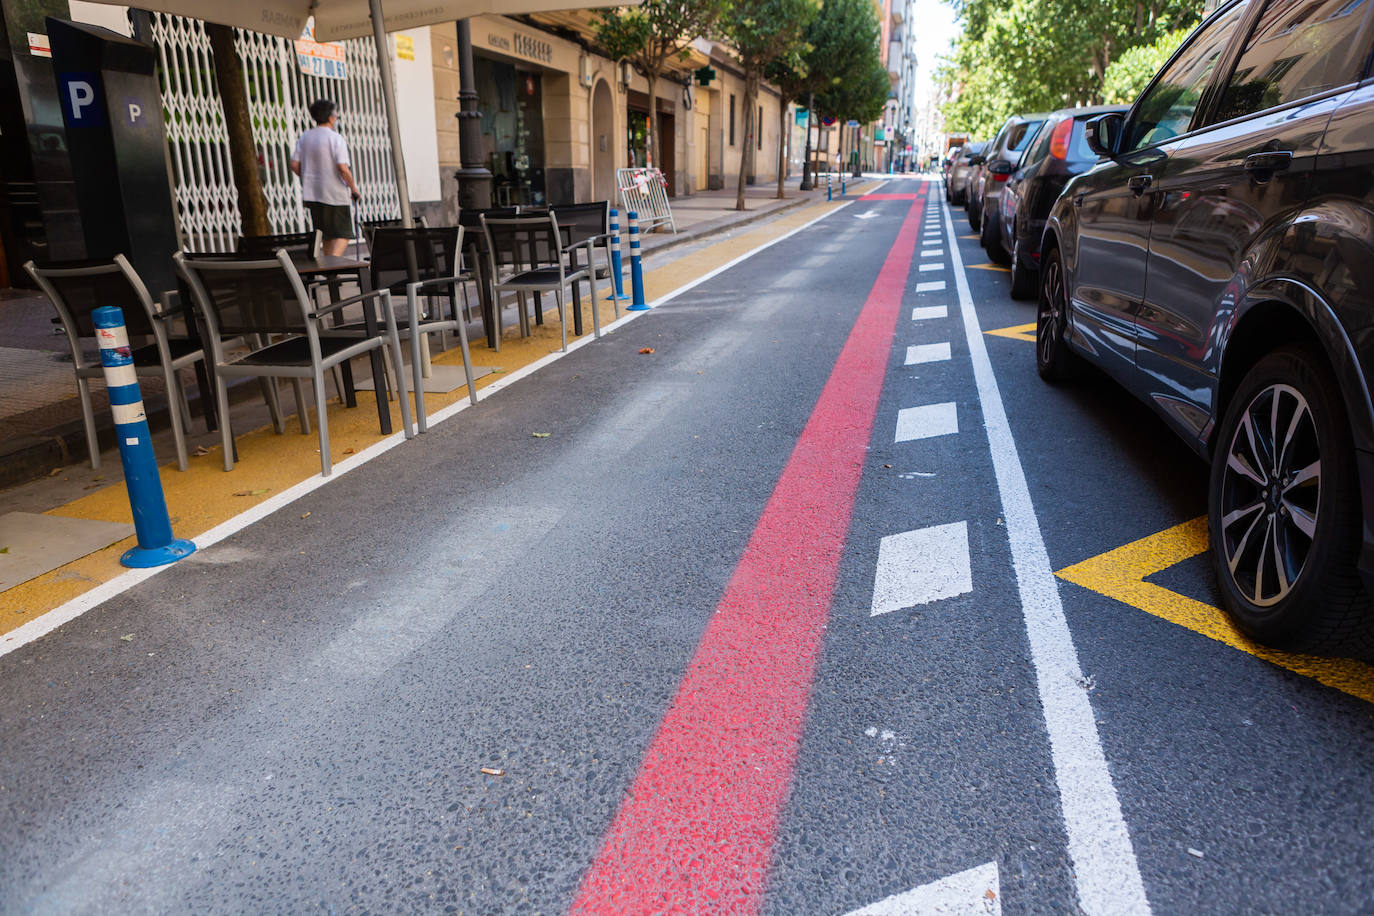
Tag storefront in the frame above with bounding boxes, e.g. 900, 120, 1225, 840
473, 55, 547, 207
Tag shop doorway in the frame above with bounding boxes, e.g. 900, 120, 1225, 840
475, 57, 547, 207
627, 107, 649, 169
592, 80, 615, 203
657, 111, 675, 197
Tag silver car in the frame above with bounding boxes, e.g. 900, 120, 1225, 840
945, 142, 986, 206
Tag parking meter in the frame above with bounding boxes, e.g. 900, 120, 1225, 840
47, 17, 177, 296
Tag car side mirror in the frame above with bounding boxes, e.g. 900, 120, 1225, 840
968, 154, 986, 166
989, 159, 1015, 175
1085, 113, 1124, 157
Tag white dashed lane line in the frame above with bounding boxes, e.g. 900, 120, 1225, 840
910, 305, 948, 321
871, 522, 973, 616
895, 403, 958, 443
905, 343, 951, 365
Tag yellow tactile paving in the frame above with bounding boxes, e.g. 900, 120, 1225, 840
0, 198, 848, 636
1057, 516, 1374, 704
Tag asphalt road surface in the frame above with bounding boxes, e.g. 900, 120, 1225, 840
3, 177, 1373, 915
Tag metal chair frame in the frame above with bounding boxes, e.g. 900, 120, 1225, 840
481, 213, 600, 353
550, 201, 619, 328
25, 254, 205, 472
175, 249, 413, 477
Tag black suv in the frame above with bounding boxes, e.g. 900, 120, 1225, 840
1038, 0, 1374, 656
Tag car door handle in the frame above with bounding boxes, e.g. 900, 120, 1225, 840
1244, 150, 1293, 175
1127, 174, 1153, 195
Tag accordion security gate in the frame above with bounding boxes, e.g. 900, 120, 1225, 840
150, 13, 401, 252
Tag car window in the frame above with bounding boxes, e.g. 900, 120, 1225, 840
1027, 118, 1058, 163
1009, 119, 1046, 153
1214, 0, 1373, 123
1125, 2, 1250, 151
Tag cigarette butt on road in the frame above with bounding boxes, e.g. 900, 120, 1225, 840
480, 767, 504, 777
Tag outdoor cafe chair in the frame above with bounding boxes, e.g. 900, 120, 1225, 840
481, 212, 599, 353
329, 225, 478, 434
25, 254, 206, 472
458, 207, 520, 349
174, 249, 413, 477
549, 201, 618, 328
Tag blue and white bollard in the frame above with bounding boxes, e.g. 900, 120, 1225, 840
93, 306, 196, 569
827, 173, 833, 202
606, 208, 629, 301
841, 174, 846, 196
627, 211, 649, 312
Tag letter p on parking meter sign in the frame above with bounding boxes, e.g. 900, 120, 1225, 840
59, 72, 104, 126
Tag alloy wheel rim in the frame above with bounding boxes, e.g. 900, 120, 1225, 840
1219, 383, 1321, 608
1039, 259, 1063, 366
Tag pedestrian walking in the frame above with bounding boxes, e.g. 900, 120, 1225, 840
290, 99, 361, 257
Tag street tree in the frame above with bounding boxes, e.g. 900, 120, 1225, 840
794, 0, 882, 188
721, 0, 819, 210
764, 48, 811, 199
206, 24, 270, 237
596, 0, 724, 172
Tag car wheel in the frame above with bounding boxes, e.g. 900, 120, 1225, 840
1208, 345, 1374, 657
981, 208, 1009, 264
1009, 238, 1037, 300
967, 198, 980, 232
1035, 247, 1078, 382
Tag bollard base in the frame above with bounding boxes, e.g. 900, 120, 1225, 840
626, 303, 651, 312
121, 538, 197, 569
606, 292, 631, 301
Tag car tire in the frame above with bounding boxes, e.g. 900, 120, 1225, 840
1009, 238, 1037, 300
981, 208, 1009, 264
967, 198, 981, 232
1207, 344, 1374, 657
1036, 247, 1078, 382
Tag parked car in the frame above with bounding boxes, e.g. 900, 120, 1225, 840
969, 112, 1048, 253
945, 142, 986, 205
997, 105, 1127, 299
1039, 0, 1374, 657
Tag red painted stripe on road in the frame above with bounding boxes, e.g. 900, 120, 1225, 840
572, 193, 928, 914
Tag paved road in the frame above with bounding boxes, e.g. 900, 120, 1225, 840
3, 177, 1373, 914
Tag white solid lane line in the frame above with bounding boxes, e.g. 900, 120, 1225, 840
871, 521, 972, 616
941, 190, 1151, 914
910, 306, 948, 321
916, 281, 946, 293
895, 403, 958, 443
905, 343, 951, 365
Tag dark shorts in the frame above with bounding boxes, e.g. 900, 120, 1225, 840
306, 201, 352, 240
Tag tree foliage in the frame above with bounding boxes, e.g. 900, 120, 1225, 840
596, 0, 724, 169
721, 0, 819, 208
939, 0, 1204, 137
1101, 27, 1189, 104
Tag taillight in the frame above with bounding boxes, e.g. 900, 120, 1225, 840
1050, 119, 1073, 160
994, 173, 1010, 183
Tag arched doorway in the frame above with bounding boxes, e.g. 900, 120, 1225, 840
592, 79, 615, 203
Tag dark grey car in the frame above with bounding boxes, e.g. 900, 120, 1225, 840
1038, 0, 1374, 657
967, 112, 1048, 255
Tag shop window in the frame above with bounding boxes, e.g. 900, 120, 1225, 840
729, 94, 736, 146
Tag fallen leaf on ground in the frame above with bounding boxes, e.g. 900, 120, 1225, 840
232, 489, 271, 497
985, 889, 997, 901
480, 767, 504, 777
639, 347, 655, 354
300, 512, 311, 519
343, 448, 357, 455
532, 432, 551, 438
47, 468, 61, 477
119, 634, 134, 642
0, 547, 7, 554
193, 446, 210, 456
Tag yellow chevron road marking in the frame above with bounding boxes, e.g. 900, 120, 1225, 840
986, 322, 1036, 343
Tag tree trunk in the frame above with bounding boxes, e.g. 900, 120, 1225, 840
646, 69, 659, 169
207, 23, 270, 238
734, 71, 758, 211
776, 95, 789, 199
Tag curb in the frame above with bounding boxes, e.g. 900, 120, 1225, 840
640, 189, 832, 258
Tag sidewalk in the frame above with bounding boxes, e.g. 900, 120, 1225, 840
0, 190, 871, 644
0, 176, 855, 492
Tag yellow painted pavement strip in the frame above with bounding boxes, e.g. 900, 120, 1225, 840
986, 322, 1037, 343
0, 198, 848, 639
1057, 516, 1374, 704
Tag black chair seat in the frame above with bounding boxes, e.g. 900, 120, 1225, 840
130, 337, 203, 365
231, 335, 362, 368
502, 266, 588, 288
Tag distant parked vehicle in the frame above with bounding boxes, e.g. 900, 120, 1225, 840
1039, 0, 1374, 657
945, 142, 986, 205
998, 105, 1127, 299
969, 113, 1048, 255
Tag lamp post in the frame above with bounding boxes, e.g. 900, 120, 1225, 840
799, 91, 814, 191
454, 19, 493, 210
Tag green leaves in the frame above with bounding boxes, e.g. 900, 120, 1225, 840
940, 0, 1204, 136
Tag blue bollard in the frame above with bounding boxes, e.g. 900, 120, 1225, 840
841, 174, 846, 196
93, 306, 196, 569
606, 208, 629, 301
827, 173, 832, 202
627, 211, 649, 311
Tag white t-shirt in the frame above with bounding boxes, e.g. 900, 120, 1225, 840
292, 126, 351, 206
